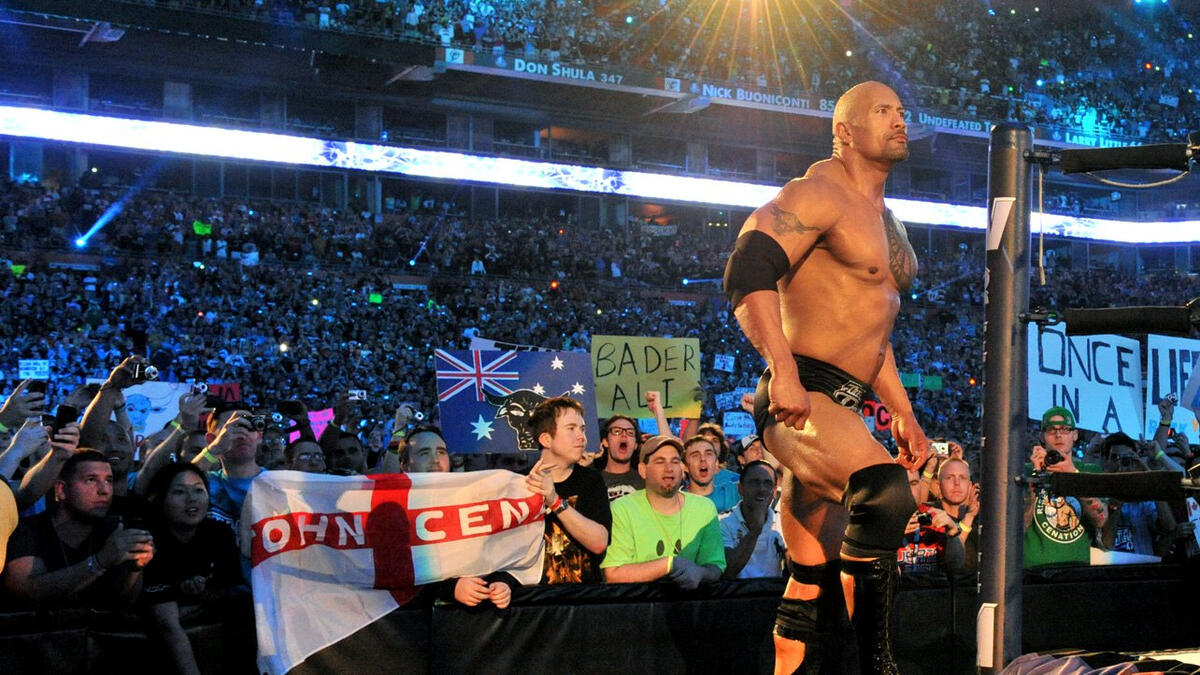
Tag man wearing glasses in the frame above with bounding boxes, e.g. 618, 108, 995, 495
597, 415, 644, 502
1024, 406, 1106, 568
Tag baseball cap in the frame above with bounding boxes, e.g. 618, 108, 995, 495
740, 434, 760, 450
1041, 406, 1076, 429
639, 435, 684, 463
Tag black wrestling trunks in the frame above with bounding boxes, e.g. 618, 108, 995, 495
752, 354, 872, 438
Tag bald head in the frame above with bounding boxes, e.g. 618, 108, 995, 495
831, 81, 907, 161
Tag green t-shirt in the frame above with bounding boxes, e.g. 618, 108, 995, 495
1023, 460, 1102, 569
1024, 493, 1091, 568
601, 490, 726, 571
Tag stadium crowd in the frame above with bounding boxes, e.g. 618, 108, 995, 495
116, 0, 1200, 143
2, 169, 1198, 673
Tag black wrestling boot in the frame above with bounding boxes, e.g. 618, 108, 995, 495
842, 558, 900, 675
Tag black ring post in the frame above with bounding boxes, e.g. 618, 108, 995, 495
980, 122, 1032, 673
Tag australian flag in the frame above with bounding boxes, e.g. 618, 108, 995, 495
435, 349, 599, 454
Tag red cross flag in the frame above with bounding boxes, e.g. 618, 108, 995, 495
245, 470, 545, 675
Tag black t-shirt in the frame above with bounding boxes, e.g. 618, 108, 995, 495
4, 511, 126, 608
601, 468, 644, 503
542, 465, 611, 584
141, 518, 243, 606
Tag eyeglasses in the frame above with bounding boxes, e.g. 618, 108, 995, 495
1044, 426, 1074, 436
296, 452, 324, 461
608, 428, 637, 437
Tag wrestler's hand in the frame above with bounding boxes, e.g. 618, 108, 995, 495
891, 411, 929, 471
768, 374, 811, 431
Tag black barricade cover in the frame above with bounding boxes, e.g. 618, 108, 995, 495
1047, 470, 1184, 501
2, 564, 1198, 675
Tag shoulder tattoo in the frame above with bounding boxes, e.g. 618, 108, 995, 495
883, 211, 918, 292
769, 203, 818, 236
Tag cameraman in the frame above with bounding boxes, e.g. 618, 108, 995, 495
1024, 407, 1106, 568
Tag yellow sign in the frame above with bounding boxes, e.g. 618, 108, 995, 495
591, 335, 702, 418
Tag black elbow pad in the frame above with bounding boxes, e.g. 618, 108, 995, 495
723, 231, 791, 308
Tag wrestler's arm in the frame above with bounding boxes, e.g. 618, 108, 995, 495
872, 344, 929, 470
730, 181, 835, 430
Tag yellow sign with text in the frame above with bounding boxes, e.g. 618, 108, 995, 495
591, 335, 702, 418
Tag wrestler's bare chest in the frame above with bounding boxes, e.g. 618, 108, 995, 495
803, 206, 918, 294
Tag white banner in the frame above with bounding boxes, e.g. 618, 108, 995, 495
18, 359, 49, 379
246, 470, 545, 675
1027, 323, 1142, 433
722, 411, 755, 440
712, 354, 735, 373
1145, 334, 1200, 443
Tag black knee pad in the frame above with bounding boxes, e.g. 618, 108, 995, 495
775, 597, 820, 643
776, 560, 845, 643
840, 463, 917, 559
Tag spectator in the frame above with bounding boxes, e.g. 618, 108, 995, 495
140, 462, 244, 675
191, 408, 263, 531
284, 439, 326, 473
898, 457, 978, 575
602, 435, 725, 589
681, 434, 740, 513
1, 448, 154, 608
1024, 407, 1106, 568
720, 460, 785, 579
1096, 433, 1176, 557
595, 414, 643, 502
523, 396, 610, 584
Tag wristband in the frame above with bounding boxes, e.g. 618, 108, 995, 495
959, 523, 972, 536
1154, 449, 1166, 461
0, 421, 7, 434
546, 495, 563, 515
553, 499, 569, 516
1159, 421, 1172, 427
921, 469, 935, 480
197, 448, 217, 465
87, 554, 107, 575
170, 420, 184, 432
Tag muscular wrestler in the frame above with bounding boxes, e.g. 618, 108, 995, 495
723, 81, 930, 675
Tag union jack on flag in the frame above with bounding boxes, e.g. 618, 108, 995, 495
435, 349, 520, 402
434, 349, 598, 454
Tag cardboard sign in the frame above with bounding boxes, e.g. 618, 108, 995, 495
1027, 323, 1142, 433
591, 335, 702, 418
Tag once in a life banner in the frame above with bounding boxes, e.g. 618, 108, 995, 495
434, 349, 598, 453
1026, 323, 1142, 433
246, 470, 545, 675
1144, 334, 1200, 444
590, 335, 703, 419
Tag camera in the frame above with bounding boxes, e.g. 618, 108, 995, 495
131, 362, 158, 383
246, 414, 268, 431
1044, 449, 1065, 467
931, 441, 949, 456
917, 511, 933, 527
348, 389, 367, 401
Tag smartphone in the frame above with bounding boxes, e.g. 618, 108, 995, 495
27, 380, 48, 395
931, 441, 950, 456
51, 405, 79, 435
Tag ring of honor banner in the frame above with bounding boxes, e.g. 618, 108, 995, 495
590, 335, 702, 419
1027, 323, 1142, 433
435, 349, 599, 453
246, 470, 545, 675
